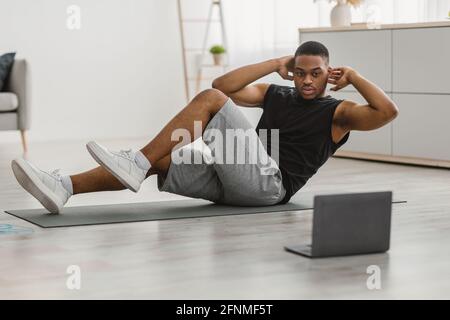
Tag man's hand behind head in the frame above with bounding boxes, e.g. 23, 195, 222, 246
277, 55, 295, 81
328, 66, 357, 91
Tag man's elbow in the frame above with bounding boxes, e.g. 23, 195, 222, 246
211, 78, 222, 90
212, 78, 231, 95
384, 102, 399, 122
389, 103, 399, 120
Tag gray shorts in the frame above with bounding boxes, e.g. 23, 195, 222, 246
157, 98, 286, 206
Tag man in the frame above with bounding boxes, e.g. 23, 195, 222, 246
11, 41, 398, 213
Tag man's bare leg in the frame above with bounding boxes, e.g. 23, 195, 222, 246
70, 88, 227, 195
11, 89, 228, 214
139, 88, 228, 166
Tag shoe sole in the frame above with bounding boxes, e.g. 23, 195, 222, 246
11, 158, 63, 214
86, 141, 140, 192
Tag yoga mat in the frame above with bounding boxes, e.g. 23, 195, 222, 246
4, 193, 406, 228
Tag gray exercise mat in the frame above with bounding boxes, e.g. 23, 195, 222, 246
4, 195, 406, 228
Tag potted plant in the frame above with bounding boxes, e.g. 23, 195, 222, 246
209, 45, 226, 66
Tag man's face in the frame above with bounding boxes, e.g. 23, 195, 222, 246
293, 55, 329, 100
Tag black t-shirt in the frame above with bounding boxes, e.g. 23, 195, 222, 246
256, 84, 350, 204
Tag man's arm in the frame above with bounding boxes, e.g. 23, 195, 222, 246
330, 67, 399, 131
212, 56, 294, 107
214, 83, 269, 108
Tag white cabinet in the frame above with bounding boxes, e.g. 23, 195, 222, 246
392, 94, 450, 160
331, 91, 392, 155
300, 30, 392, 92
300, 24, 450, 165
393, 27, 450, 94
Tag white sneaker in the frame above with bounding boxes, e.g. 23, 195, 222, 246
86, 141, 147, 192
11, 158, 71, 214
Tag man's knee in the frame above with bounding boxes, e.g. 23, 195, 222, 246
194, 88, 228, 114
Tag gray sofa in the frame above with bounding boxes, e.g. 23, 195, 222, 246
0, 59, 30, 152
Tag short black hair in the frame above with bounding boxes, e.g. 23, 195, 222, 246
294, 41, 329, 64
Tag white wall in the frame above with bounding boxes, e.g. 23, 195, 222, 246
0, 0, 186, 143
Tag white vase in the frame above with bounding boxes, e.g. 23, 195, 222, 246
330, 0, 352, 27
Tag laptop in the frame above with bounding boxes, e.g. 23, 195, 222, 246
284, 191, 392, 258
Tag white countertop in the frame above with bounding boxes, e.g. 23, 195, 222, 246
299, 20, 450, 33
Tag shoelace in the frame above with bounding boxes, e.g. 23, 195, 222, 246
113, 149, 134, 161
49, 169, 63, 181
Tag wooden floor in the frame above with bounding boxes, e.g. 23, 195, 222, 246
1, 138, 449, 299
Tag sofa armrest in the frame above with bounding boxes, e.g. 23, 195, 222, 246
4, 59, 31, 130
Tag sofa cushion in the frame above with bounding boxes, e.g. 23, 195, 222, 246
0, 52, 16, 91
0, 92, 19, 112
